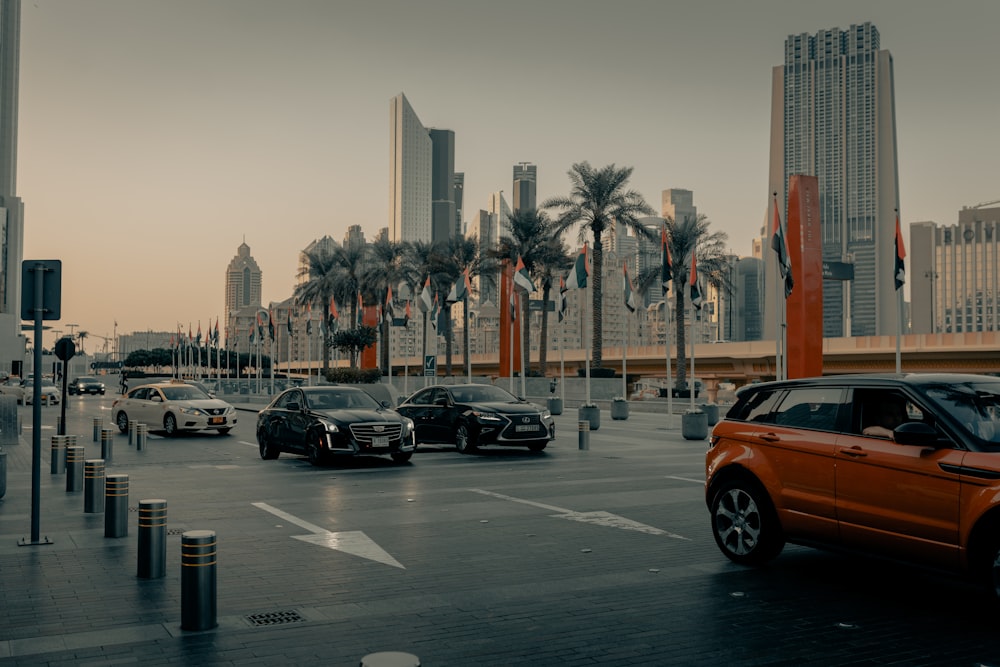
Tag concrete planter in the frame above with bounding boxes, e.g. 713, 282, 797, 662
578, 405, 600, 431
610, 400, 629, 420
700, 403, 720, 426
547, 397, 564, 415
682, 411, 708, 440
0, 448, 6, 500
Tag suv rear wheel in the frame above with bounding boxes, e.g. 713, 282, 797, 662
710, 478, 784, 565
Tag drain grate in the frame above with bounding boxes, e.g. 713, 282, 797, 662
245, 610, 306, 627
166, 528, 186, 536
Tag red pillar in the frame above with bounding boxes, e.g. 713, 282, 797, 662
786, 174, 823, 379
360, 305, 378, 369
498, 262, 522, 378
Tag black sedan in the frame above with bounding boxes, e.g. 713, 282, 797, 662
397, 383, 555, 453
68, 376, 106, 395
256, 386, 417, 465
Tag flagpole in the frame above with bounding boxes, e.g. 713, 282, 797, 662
895, 208, 903, 374
690, 296, 696, 412
585, 279, 591, 407
306, 315, 312, 387
665, 298, 673, 429
559, 317, 565, 402
465, 296, 471, 383
508, 292, 514, 395
622, 303, 628, 401
519, 293, 527, 399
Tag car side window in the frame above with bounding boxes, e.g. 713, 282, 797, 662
852, 389, 924, 439
772, 388, 843, 431
738, 389, 782, 423
410, 388, 433, 405
148, 389, 163, 402
277, 391, 300, 409
430, 388, 449, 405
130, 388, 148, 400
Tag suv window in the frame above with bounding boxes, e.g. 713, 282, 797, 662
772, 388, 843, 431
275, 390, 301, 409
733, 389, 782, 423
852, 388, 923, 437
409, 388, 433, 405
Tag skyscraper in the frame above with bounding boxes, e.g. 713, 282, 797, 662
767, 22, 900, 338
0, 0, 23, 368
513, 163, 536, 214
225, 241, 262, 355
388, 93, 456, 244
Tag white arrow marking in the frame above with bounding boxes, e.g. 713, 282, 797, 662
469, 489, 688, 540
253, 502, 404, 569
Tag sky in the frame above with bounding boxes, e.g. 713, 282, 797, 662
16, 0, 1000, 351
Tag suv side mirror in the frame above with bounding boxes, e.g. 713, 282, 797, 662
893, 421, 939, 447
434, 396, 449, 407
286, 401, 300, 411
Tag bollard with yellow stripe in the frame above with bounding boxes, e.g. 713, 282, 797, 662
104, 474, 129, 538
137, 499, 167, 579
181, 530, 217, 631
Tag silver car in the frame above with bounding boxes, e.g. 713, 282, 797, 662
111, 381, 237, 436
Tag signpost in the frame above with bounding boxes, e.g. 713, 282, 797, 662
54, 336, 75, 436
20, 260, 62, 547
423, 355, 436, 377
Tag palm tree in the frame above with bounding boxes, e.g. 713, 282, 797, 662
329, 243, 369, 327
545, 162, 655, 368
364, 236, 406, 376
401, 240, 447, 373
493, 209, 569, 376
294, 247, 340, 374
434, 234, 484, 377
77, 331, 89, 355
664, 214, 730, 391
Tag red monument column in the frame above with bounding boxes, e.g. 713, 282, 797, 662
786, 174, 823, 379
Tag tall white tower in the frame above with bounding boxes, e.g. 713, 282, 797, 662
0, 0, 24, 370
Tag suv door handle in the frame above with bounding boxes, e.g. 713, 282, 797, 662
840, 447, 868, 458
760, 433, 780, 442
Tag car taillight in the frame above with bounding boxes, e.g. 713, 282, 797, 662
709, 435, 720, 448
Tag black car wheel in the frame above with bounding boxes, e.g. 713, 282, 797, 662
455, 422, 477, 454
391, 452, 413, 464
115, 410, 129, 434
258, 431, 280, 460
163, 413, 178, 437
710, 478, 784, 566
527, 440, 547, 452
308, 431, 327, 466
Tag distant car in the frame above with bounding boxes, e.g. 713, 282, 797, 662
396, 383, 555, 453
21, 378, 61, 405
256, 386, 416, 465
68, 376, 106, 395
111, 380, 237, 436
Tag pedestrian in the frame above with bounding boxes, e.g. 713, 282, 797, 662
120, 370, 128, 395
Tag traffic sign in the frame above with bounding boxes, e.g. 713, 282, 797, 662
423, 355, 436, 377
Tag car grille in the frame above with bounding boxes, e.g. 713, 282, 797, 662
204, 407, 227, 416
349, 422, 402, 445
500, 414, 544, 440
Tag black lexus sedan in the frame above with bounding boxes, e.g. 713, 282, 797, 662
256, 386, 416, 465
397, 383, 555, 453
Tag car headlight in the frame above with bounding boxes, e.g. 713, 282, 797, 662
317, 418, 339, 433
472, 411, 502, 422
401, 418, 414, 436
179, 407, 207, 416
540, 410, 551, 420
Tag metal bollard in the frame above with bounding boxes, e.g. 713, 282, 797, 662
56, 415, 63, 435
100, 428, 115, 464
84, 459, 105, 513
578, 420, 590, 450
128, 420, 137, 446
104, 474, 129, 538
93, 417, 103, 442
359, 652, 422, 667
135, 423, 147, 451
49, 435, 67, 474
66, 434, 78, 455
181, 530, 218, 631
137, 499, 167, 579
65, 446, 85, 492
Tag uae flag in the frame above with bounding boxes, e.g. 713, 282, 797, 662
624, 262, 637, 313
513, 255, 535, 292
419, 276, 433, 312
566, 244, 589, 289
268, 309, 275, 340
328, 297, 339, 333
509, 287, 518, 322
385, 285, 395, 321
446, 268, 471, 303
894, 212, 906, 291
430, 293, 440, 330
558, 276, 568, 323
661, 225, 673, 291
286, 309, 293, 335
305, 303, 312, 336
771, 193, 794, 298
689, 252, 703, 311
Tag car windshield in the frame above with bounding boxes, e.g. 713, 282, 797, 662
306, 389, 380, 410
161, 386, 210, 401
76, 377, 97, 383
923, 380, 1000, 445
451, 385, 518, 403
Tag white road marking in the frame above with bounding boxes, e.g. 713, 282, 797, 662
667, 475, 704, 484
238, 440, 257, 448
469, 489, 688, 540
252, 502, 404, 569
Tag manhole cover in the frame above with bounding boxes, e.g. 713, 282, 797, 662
245, 610, 306, 627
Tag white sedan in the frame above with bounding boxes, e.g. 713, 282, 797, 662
111, 380, 237, 436
20, 378, 61, 405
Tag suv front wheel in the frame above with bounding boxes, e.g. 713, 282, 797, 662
710, 478, 784, 566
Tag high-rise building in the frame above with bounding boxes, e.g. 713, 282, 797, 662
0, 0, 24, 369
388, 93, 457, 244
513, 163, 537, 213
489, 192, 512, 242
766, 22, 900, 338
343, 224, 366, 250
225, 241, 263, 355
468, 210, 498, 306
453, 173, 465, 237
298, 236, 338, 286
910, 204, 1000, 334
662, 189, 696, 225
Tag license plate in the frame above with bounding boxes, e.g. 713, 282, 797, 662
209, 417, 225, 425
515, 424, 539, 432
371, 435, 389, 446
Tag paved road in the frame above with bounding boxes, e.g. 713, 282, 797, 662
1, 396, 999, 666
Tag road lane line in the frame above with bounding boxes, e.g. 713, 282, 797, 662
667, 475, 704, 484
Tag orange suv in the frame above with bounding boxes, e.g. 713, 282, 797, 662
706, 373, 1000, 595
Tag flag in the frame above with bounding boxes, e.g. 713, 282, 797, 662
430, 293, 440, 330
446, 268, 471, 303
287, 308, 293, 335
196, 321, 202, 346
661, 225, 673, 291
404, 300, 411, 328
624, 262, 637, 313
419, 277, 433, 312
328, 298, 338, 334
513, 255, 535, 292
566, 244, 589, 289
509, 280, 518, 322
306, 303, 312, 336
894, 212, 906, 291
268, 308, 275, 340
385, 285, 395, 321
188, 324, 193, 344
213, 318, 220, 345
689, 252, 703, 310
256, 313, 263, 340
356, 292, 364, 327
771, 193, 793, 298
558, 276, 568, 323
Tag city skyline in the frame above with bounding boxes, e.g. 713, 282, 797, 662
15, 1, 1000, 347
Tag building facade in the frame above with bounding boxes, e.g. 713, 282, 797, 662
766, 22, 900, 338
225, 241, 263, 356
389, 93, 432, 243
513, 162, 537, 214
0, 0, 24, 372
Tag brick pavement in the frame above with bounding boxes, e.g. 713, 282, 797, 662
2, 399, 1000, 666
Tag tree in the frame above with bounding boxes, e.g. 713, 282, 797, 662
364, 236, 406, 375
493, 209, 569, 376
401, 240, 447, 372
663, 214, 730, 391
294, 246, 340, 374
77, 331, 89, 355
545, 162, 655, 368
435, 234, 481, 377
331, 326, 378, 367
